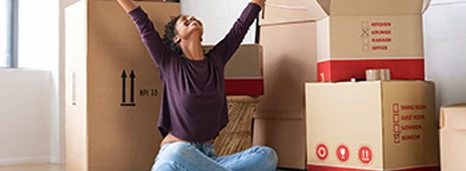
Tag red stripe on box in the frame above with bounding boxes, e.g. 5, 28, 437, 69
317, 58, 425, 82
308, 165, 439, 171
307, 164, 440, 171
225, 79, 263, 96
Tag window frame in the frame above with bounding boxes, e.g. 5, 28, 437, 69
5, 0, 18, 68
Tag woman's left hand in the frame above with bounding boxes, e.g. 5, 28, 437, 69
251, 0, 266, 9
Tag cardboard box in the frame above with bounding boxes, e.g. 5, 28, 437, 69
257, 1, 317, 112
252, 0, 317, 169
305, 81, 439, 171
301, 0, 430, 82
65, 1, 180, 171
257, 21, 317, 112
440, 104, 466, 171
203, 44, 264, 96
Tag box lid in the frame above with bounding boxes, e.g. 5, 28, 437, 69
301, 0, 431, 20
440, 104, 466, 131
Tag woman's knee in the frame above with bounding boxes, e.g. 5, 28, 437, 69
251, 146, 278, 168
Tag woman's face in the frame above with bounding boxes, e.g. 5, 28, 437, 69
174, 15, 204, 42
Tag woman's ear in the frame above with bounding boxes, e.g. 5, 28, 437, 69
173, 36, 181, 44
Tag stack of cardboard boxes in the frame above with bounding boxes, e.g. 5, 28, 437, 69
303, 0, 441, 170
252, 0, 317, 169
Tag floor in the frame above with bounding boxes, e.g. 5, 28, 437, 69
0, 164, 65, 171
0, 164, 297, 171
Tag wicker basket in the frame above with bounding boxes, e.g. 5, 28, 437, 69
213, 95, 261, 157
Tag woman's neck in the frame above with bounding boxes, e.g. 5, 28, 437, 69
180, 37, 204, 61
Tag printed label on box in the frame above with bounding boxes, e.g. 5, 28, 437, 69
358, 145, 373, 165
392, 103, 427, 144
361, 21, 393, 52
316, 143, 329, 161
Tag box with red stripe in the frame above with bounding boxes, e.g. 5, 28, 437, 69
305, 81, 439, 171
203, 44, 264, 96
302, 0, 430, 82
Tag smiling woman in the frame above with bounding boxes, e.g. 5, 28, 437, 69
116, 0, 278, 170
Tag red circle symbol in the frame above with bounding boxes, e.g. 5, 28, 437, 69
315, 143, 328, 160
336, 144, 350, 162
358, 146, 373, 164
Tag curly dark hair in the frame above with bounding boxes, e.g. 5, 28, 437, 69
162, 15, 183, 55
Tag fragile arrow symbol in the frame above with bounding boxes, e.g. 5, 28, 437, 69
129, 70, 136, 103
121, 70, 127, 104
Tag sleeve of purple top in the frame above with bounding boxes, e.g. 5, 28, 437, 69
208, 2, 262, 66
127, 6, 175, 70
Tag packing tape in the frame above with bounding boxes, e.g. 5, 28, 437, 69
366, 69, 391, 81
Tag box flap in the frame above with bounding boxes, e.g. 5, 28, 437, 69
302, 0, 431, 20
440, 104, 466, 131
300, 0, 328, 20
261, 0, 315, 26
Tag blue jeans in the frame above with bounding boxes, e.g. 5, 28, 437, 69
151, 142, 278, 171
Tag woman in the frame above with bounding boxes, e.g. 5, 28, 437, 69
116, 0, 278, 170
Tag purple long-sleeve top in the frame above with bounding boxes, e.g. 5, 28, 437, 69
128, 3, 261, 142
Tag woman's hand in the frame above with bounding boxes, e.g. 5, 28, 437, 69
251, 0, 266, 9
116, 0, 139, 13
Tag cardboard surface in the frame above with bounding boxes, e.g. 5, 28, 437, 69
440, 104, 466, 171
305, 81, 439, 170
252, 116, 307, 169
257, 22, 317, 114
260, 0, 314, 26
301, 0, 429, 82
65, 1, 180, 171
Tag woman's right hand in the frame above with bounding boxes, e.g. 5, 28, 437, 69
116, 0, 139, 13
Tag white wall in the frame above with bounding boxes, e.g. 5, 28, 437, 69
17, 0, 61, 163
181, 0, 257, 45
424, 0, 466, 115
0, 0, 63, 165
0, 69, 52, 165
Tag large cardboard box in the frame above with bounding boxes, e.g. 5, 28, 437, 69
257, 0, 317, 117
252, 0, 317, 169
203, 44, 264, 96
301, 0, 430, 82
305, 81, 439, 171
440, 104, 466, 171
65, 1, 179, 171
